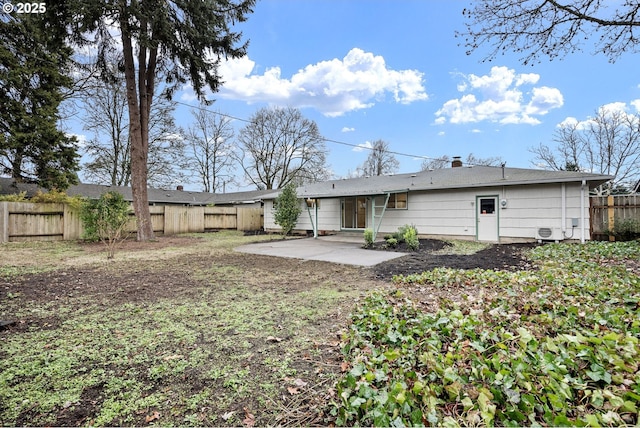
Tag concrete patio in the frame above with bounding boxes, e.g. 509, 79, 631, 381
235, 235, 406, 267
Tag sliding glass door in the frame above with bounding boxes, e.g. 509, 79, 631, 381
342, 197, 367, 229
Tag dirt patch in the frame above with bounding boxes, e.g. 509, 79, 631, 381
0, 234, 540, 426
372, 239, 538, 280
78, 235, 205, 253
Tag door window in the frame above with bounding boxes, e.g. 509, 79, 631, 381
480, 198, 495, 214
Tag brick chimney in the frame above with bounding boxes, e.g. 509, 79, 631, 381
451, 156, 463, 168
176, 185, 184, 191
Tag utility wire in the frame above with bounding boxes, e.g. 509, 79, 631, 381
7, 43, 464, 166
173, 99, 455, 164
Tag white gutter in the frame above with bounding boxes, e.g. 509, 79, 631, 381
580, 179, 586, 243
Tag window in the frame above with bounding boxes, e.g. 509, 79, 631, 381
480, 198, 495, 214
387, 192, 408, 209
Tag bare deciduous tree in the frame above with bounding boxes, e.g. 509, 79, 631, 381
530, 106, 640, 192
359, 140, 399, 176
458, 0, 640, 65
236, 106, 329, 190
184, 108, 236, 193
421, 153, 503, 170
82, 72, 188, 189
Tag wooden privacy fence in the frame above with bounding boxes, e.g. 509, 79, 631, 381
589, 194, 640, 240
0, 202, 263, 243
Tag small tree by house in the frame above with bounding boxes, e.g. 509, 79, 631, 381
273, 183, 301, 237
81, 191, 132, 259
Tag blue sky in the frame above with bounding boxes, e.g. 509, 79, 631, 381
78, 1, 640, 191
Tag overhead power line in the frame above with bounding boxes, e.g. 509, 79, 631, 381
173, 99, 454, 164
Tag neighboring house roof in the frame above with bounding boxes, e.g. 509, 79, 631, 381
0, 178, 268, 206
262, 166, 613, 200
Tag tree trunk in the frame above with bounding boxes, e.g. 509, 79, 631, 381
120, 11, 154, 241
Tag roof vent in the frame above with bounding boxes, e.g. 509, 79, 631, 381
452, 156, 463, 168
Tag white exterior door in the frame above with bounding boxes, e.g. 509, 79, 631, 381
477, 196, 498, 242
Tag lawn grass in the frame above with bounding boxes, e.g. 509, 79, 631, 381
0, 231, 380, 426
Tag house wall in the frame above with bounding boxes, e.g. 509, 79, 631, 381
263, 182, 592, 241
263, 199, 341, 234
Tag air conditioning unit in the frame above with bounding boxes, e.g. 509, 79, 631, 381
536, 227, 564, 242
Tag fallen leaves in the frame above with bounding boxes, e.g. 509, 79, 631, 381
145, 411, 160, 423
243, 407, 255, 427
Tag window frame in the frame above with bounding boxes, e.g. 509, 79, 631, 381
386, 192, 408, 210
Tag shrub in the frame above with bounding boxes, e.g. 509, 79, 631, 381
612, 218, 640, 241
31, 190, 85, 210
385, 237, 398, 248
273, 183, 301, 237
403, 225, 420, 251
363, 228, 374, 248
0, 192, 27, 202
81, 192, 132, 258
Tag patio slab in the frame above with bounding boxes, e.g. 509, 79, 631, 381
235, 236, 406, 267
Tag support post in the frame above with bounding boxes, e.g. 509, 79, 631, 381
0, 202, 8, 243
607, 195, 615, 242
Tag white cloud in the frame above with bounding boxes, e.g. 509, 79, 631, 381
353, 141, 373, 152
342, 127, 356, 133
185, 48, 428, 117
68, 133, 87, 148
558, 101, 640, 130
435, 66, 563, 125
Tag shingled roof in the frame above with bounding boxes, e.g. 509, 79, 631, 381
0, 178, 269, 206
262, 166, 613, 199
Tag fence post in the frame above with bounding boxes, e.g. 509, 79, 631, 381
607, 195, 615, 242
0, 202, 7, 243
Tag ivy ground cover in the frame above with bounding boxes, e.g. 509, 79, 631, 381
333, 241, 640, 426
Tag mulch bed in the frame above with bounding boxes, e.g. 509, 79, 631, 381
371, 239, 539, 280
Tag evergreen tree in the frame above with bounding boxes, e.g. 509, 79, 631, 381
0, 10, 79, 189
274, 183, 302, 237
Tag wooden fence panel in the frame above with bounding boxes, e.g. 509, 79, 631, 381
7, 202, 64, 242
590, 194, 640, 240
237, 207, 263, 231
204, 207, 237, 230
63, 204, 84, 240
0, 202, 264, 242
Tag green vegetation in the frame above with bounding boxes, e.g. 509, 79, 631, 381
363, 228, 374, 248
0, 192, 27, 202
80, 191, 132, 258
333, 241, 640, 426
611, 218, 640, 241
383, 224, 420, 251
402, 225, 419, 251
0, 231, 370, 426
273, 182, 302, 237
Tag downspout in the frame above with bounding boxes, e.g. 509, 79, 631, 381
561, 183, 566, 238
580, 179, 586, 243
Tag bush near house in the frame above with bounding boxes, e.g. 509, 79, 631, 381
363, 228, 374, 248
273, 183, 302, 237
382, 224, 420, 251
333, 241, 640, 427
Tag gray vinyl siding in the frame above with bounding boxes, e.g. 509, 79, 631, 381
264, 182, 592, 241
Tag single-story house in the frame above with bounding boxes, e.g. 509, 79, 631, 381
0, 178, 270, 207
262, 160, 612, 243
